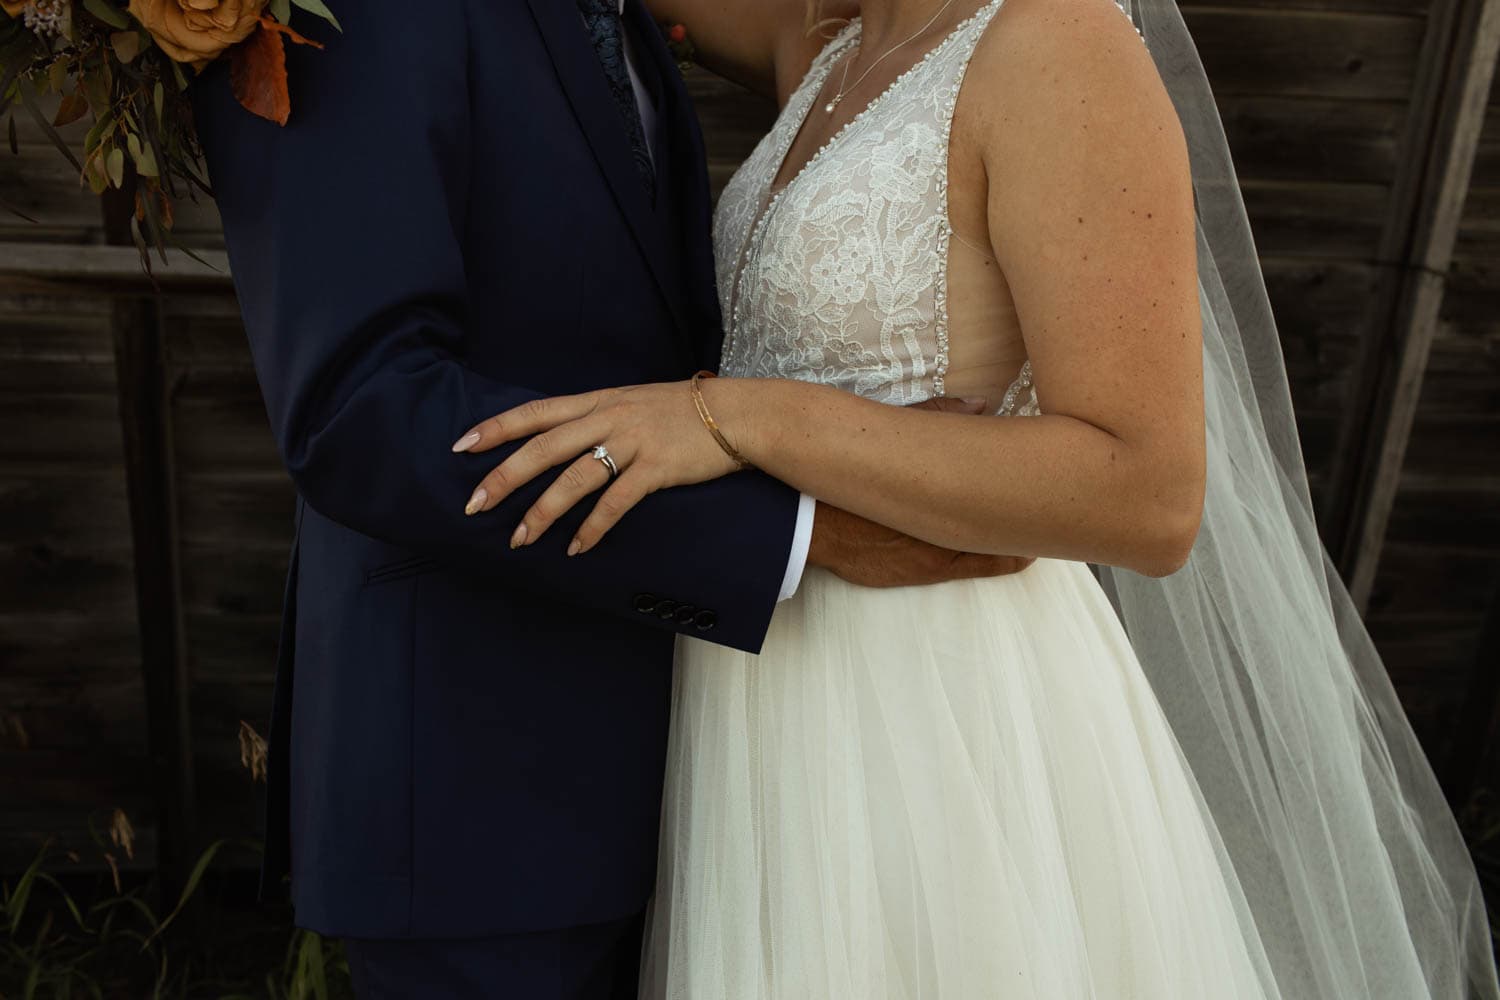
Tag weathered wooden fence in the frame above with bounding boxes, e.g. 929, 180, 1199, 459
2, 0, 1498, 884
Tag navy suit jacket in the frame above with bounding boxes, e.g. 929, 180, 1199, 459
192, 0, 799, 938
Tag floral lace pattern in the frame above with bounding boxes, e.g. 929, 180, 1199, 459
715, 0, 1041, 415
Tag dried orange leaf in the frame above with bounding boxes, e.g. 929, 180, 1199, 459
259, 13, 324, 49
53, 90, 89, 128
230, 22, 291, 125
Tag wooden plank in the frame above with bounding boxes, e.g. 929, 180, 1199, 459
0, 111, 224, 247
1182, 8, 1425, 100
1239, 179, 1392, 257
1441, 579, 1500, 798
1184, 0, 1429, 14
1469, 99, 1500, 184
110, 278, 198, 895
0, 240, 231, 291
1321, 0, 1500, 608
1365, 542, 1500, 615
1217, 96, 1407, 184
1262, 257, 1381, 407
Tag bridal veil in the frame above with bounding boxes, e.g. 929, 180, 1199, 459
1102, 0, 1499, 993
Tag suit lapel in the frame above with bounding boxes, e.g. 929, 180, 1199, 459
524, 0, 694, 357
625, 0, 725, 369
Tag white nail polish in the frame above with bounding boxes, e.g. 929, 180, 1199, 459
464, 487, 487, 516
567, 539, 582, 557
510, 524, 528, 549
452, 431, 482, 453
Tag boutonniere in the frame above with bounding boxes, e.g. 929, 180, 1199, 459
661, 21, 694, 72
1, 0, 341, 266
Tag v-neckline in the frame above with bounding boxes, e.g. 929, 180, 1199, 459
721, 0, 1000, 365
766, 1, 998, 199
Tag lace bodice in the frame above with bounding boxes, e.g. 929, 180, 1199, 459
714, 0, 1040, 416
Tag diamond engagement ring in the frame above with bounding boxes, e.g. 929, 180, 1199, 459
591, 444, 620, 479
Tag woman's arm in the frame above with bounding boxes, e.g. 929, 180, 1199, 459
460, 0, 1202, 578
723, 0, 1205, 576
645, 0, 855, 102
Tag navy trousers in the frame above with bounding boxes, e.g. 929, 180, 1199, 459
344, 911, 644, 999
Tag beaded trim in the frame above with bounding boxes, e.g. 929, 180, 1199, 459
932, 0, 1004, 397
724, 2, 1004, 373
998, 359, 1035, 416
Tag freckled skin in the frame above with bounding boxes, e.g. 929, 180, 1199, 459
631, 0, 1205, 574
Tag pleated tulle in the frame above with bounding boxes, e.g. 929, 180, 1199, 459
641, 560, 1284, 999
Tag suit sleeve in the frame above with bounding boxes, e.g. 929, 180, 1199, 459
190, 0, 799, 654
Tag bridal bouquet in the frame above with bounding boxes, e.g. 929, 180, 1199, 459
1, 0, 339, 261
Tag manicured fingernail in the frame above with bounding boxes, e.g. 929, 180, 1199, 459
961, 397, 989, 410
464, 487, 487, 516
451, 431, 481, 453
567, 539, 582, 557
510, 523, 528, 549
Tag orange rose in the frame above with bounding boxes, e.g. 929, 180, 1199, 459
2, 0, 28, 17
127, 0, 268, 69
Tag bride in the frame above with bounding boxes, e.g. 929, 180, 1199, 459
455, 0, 1499, 995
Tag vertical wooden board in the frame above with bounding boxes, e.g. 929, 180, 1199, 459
0, 285, 151, 870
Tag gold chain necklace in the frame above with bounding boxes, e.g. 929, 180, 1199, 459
824, 0, 962, 114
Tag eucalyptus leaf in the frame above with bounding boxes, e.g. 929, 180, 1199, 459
111, 30, 143, 64
83, 110, 112, 157
86, 154, 108, 194
270, 0, 291, 23
52, 89, 88, 127
290, 0, 341, 31
126, 130, 142, 160
47, 58, 69, 92
17, 81, 82, 172
82, 0, 131, 30
0, 51, 25, 106
106, 146, 124, 188
129, 216, 147, 268
136, 141, 159, 178
170, 59, 187, 91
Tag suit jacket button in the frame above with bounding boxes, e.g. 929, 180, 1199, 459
655, 599, 678, 619
675, 604, 698, 625
634, 593, 656, 614
694, 610, 718, 631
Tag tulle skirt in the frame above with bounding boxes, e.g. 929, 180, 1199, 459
640, 559, 1284, 999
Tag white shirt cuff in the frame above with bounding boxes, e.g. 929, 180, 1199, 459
778, 493, 817, 602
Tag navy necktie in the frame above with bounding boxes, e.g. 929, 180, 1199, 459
576, 0, 656, 196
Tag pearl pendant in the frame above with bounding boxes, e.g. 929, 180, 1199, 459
826, 96, 841, 114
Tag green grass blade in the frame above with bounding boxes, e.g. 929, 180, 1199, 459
7, 844, 48, 936
144, 839, 225, 948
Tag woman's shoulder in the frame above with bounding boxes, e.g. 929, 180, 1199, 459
966, 0, 1157, 97
962, 0, 1181, 162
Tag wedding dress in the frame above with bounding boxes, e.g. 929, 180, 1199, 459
641, 2, 1499, 997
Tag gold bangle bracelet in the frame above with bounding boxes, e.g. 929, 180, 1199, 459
690, 370, 751, 470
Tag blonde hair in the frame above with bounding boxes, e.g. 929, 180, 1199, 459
805, 0, 852, 37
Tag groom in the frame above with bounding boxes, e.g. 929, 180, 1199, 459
192, 0, 1020, 995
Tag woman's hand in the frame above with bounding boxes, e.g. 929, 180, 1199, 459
451, 379, 752, 556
